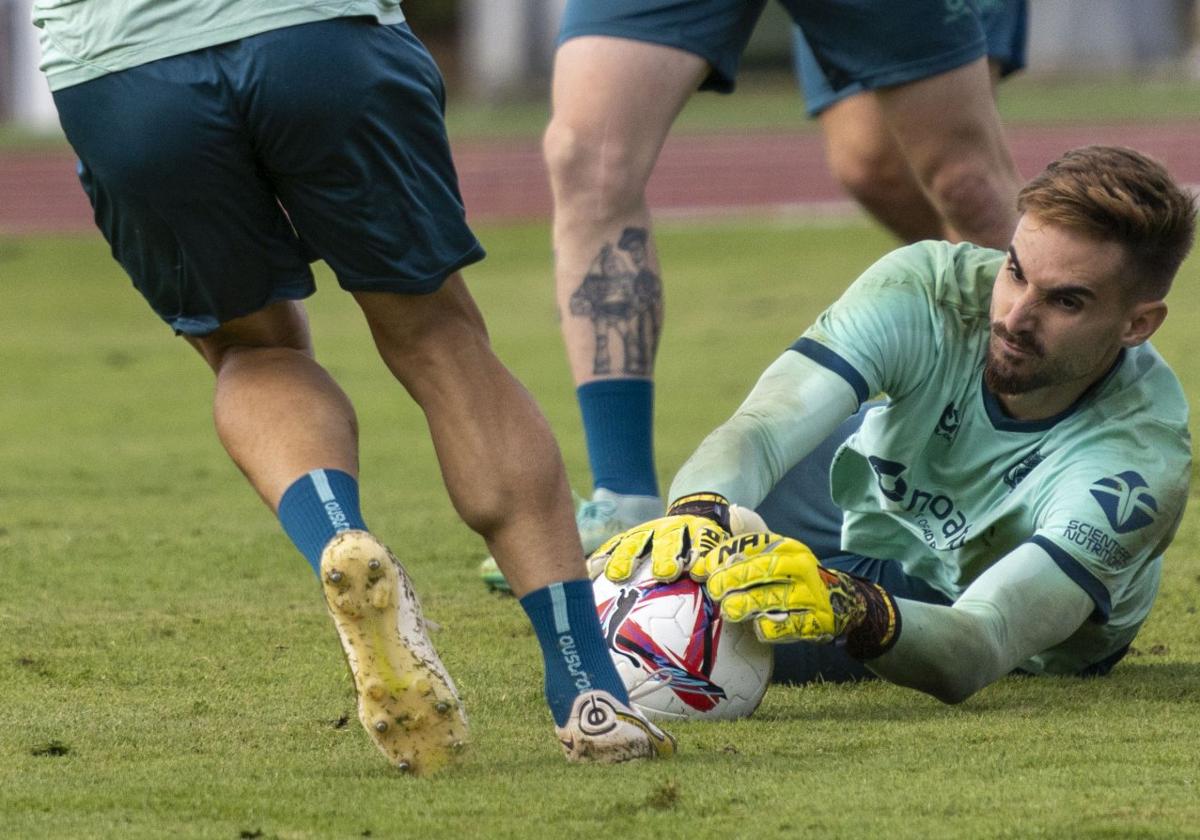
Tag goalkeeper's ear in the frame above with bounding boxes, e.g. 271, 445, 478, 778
729, 504, 767, 535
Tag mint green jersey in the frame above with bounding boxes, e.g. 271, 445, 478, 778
34, 0, 405, 91
797, 240, 1191, 675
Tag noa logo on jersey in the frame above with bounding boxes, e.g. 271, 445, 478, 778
1089, 471, 1158, 533
867, 455, 970, 547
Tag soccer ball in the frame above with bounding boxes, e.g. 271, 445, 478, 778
592, 566, 773, 721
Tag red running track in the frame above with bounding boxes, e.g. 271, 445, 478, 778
2, 121, 1198, 235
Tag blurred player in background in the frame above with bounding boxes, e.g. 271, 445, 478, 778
792, 0, 1028, 243
593, 146, 1194, 699
477, 0, 1027, 593
34, 0, 673, 772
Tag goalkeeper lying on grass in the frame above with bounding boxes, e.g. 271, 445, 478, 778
593, 146, 1195, 702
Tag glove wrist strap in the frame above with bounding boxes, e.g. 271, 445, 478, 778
843, 578, 902, 660
667, 492, 732, 532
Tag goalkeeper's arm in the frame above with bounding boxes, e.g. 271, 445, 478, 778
669, 350, 859, 508
866, 542, 1095, 704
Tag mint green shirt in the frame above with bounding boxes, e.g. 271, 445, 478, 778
804, 241, 1190, 674
673, 240, 1190, 677
34, 0, 405, 91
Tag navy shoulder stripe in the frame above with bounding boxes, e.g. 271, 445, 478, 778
1029, 535, 1111, 624
789, 337, 870, 405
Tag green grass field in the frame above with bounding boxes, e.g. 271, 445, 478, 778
2, 220, 1200, 839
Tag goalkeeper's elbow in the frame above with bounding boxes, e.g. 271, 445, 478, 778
928, 674, 988, 706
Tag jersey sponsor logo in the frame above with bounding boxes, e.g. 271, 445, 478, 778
868, 456, 970, 548
1089, 471, 1158, 534
934, 402, 961, 442
1003, 450, 1045, 490
1063, 519, 1134, 569
869, 455, 908, 502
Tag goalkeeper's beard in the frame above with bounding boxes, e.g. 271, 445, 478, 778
983, 323, 1052, 395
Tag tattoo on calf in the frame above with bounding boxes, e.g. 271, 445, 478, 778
569, 227, 663, 376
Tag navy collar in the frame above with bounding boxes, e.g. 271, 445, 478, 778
981, 348, 1127, 432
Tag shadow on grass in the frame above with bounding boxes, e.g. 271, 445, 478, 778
751, 658, 1200, 725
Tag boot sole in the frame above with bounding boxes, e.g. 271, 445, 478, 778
320, 531, 468, 774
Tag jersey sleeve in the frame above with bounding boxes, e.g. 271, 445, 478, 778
871, 542, 1095, 700
668, 351, 859, 508
793, 242, 971, 402
1028, 441, 1190, 623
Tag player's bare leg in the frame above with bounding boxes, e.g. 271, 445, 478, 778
355, 276, 674, 762
877, 57, 1020, 250
820, 59, 1010, 245
818, 93, 951, 242
188, 299, 468, 775
354, 278, 584, 597
545, 36, 705, 385
188, 301, 359, 500
541, 37, 708, 548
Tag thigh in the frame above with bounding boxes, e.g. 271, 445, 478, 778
784, 0, 986, 94
550, 35, 708, 181
52, 57, 315, 337
817, 93, 897, 172
874, 57, 1006, 165
559, 0, 766, 92
231, 19, 486, 296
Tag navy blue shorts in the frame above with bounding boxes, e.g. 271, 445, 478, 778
53, 17, 485, 336
794, 0, 1029, 116
559, 0, 987, 95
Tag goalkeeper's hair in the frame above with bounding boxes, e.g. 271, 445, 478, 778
1018, 145, 1196, 301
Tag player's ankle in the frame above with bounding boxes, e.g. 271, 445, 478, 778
519, 579, 630, 725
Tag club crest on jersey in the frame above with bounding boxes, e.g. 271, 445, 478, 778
1003, 450, 1045, 489
934, 402, 961, 441
1089, 471, 1158, 533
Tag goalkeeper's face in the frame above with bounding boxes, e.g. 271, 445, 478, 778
984, 213, 1158, 419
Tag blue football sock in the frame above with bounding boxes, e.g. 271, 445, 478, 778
520, 579, 630, 726
577, 379, 659, 497
277, 469, 368, 575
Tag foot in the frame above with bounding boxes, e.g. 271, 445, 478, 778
478, 490, 664, 594
576, 488, 663, 555
320, 530, 468, 774
479, 555, 508, 593
555, 690, 676, 764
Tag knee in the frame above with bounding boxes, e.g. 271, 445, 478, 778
926, 162, 1003, 229
912, 152, 1017, 244
828, 142, 913, 210
542, 115, 647, 224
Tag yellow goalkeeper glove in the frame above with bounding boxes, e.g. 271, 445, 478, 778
593, 492, 731, 583
704, 534, 901, 658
